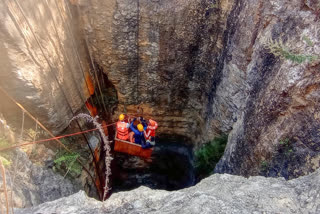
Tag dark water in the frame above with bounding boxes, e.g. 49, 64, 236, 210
111, 142, 195, 192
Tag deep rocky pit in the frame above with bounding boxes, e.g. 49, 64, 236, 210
62, 89, 198, 198
78, 65, 198, 195
112, 141, 195, 192
1, 0, 320, 211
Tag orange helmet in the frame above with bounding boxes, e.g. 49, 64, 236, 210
137, 124, 144, 132
119, 114, 125, 121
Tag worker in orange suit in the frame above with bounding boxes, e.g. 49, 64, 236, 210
116, 114, 129, 140
144, 119, 158, 146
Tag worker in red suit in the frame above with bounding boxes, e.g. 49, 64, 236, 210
144, 119, 158, 146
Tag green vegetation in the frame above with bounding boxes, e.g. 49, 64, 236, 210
194, 135, 228, 179
260, 160, 269, 172
53, 151, 82, 178
0, 138, 10, 149
302, 36, 314, 47
279, 138, 290, 146
279, 138, 293, 157
208, 2, 219, 9
0, 156, 12, 166
265, 38, 318, 64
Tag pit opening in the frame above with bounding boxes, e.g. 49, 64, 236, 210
80, 66, 228, 196
87, 69, 197, 193
112, 140, 195, 192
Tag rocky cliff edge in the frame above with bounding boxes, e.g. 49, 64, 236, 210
17, 168, 320, 214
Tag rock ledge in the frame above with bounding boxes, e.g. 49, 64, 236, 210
17, 168, 320, 214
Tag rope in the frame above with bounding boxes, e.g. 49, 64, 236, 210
20, 110, 25, 141
0, 122, 116, 152
0, 160, 9, 214
48, 3, 107, 196
40, 0, 102, 189
12, 0, 105, 198
12, 0, 99, 172
54, 0, 95, 106
75, 3, 108, 114
0, 113, 148, 152
136, 0, 140, 104
33, 118, 38, 142
0, 87, 97, 198
44, 0, 86, 104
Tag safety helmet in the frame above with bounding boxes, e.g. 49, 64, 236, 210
119, 114, 125, 121
137, 124, 144, 132
149, 119, 156, 126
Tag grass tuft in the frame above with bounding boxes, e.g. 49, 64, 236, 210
265, 38, 318, 64
54, 151, 81, 177
0, 138, 10, 149
194, 134, 228, 179
0, 156, 11, 166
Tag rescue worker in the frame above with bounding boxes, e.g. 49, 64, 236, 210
116, 114, 129, 141
144, 119, 158, 146
138, 116, 148, 128
130, 119, 151, 149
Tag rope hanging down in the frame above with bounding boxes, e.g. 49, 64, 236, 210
12, 0, 104, 199
0, 85, 97, 198
44, 0, 86, 104
53, 0, 95, 106
75, 3, 108, 114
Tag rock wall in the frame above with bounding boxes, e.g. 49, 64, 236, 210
16, 167, 320, 213
214, 0, 320, 179
0, 0, 91, 134
0, 149, 76, 208
80, 0, 232, 145
0, 116, 77, 208
81, 0, 320, 178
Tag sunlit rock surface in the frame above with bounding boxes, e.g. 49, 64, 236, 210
17, 168, 320, 214
0, 149, 76, 208
0, 0, 91, 134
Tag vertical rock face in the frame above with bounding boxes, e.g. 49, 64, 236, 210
80, 0, 233, 145
82, 0, 320, 178
0, 149, 76, 208
0, 0, 91, 134
214, 0, 320, 178
0, 116, 77, 208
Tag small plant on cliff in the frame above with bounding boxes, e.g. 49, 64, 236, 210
302, 36, 314, 47
194, 134, 228, 180
265, 38, 318, 64
54, 151, 81, 178
278, 138, 293, 157
260, 160, 269, 172
279, 138, 290, 146
0, 138, 10, 149
0, 156, 11, 166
